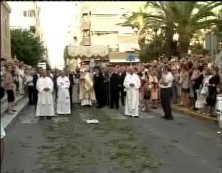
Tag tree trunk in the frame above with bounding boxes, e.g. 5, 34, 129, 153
162, 26, 174, 57
138, 30, 146, 51
178, 32, 191, 57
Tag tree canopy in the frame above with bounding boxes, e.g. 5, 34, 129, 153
121, 1, 222, 59
11, 29, 46, 66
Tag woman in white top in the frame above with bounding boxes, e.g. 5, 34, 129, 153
17, 65, 25, 95
199, 68, 212, 114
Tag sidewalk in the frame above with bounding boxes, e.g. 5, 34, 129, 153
1, 95, 28, 131
172, 104, 218, 124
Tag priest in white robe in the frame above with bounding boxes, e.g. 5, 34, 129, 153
56, 71, 71, 115
123, 67, 141, 117
36, 70, 55, 120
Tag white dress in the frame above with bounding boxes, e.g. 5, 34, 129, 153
1, 124, 5, 139
215, 95, 222, 129
36, 77, 55, 117
56, 76, 71, 115
124, 73, 141, 117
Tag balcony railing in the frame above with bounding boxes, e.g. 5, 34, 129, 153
82, 22, 91, 30
82, 37, 91, 46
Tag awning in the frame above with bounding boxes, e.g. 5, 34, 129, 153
109, 58, 140, 63
66, 46, 109, 59
109, 52, 140, 63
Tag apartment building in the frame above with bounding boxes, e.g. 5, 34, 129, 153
80, 2, 143, 48
77, 2, 145, 63
8, 1, 43, 40
0, 1, 11, 60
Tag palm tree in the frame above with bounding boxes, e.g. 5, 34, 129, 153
146, 1, 222, 57
145, 2, 176, 57
118, 8, 149, 50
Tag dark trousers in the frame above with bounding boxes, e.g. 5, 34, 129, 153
110, 90, 119, 109
69, 87, 73, 109
28, 86, 35, 104
160, 87, 173, 118
33, 87, 38, 110
120, 88, 126, 106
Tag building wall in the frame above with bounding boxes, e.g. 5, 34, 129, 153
8, 1, 43, 40
1, 1, 11, 59
79, 1, 145, 51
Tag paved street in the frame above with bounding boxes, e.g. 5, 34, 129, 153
1, 104, 222, 173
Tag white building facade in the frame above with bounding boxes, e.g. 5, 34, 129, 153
8, 1, 43, 40
1, 1, 11, 60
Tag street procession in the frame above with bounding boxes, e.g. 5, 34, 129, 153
1, 1, 222, 173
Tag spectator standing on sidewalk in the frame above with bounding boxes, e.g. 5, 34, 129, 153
3, 64, 16, 114
17, 64, 25, 95
0, 58, 6, 100
25, 68, 35, 105
206, 67, 220, 116
1, 123, 5, 163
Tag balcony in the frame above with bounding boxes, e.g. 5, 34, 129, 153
82, 22, 91, 30
82, 37, 91, 46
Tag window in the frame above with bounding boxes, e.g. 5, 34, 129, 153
83, 31, 90, 37
23, 10, 35, 17
5, 19, 7, 37
30, 26, 36, 33
82, 14, 88, 22
23, 11, 27, 17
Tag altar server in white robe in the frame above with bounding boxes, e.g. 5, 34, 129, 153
124, 67, 141, 117
36, 70, 55, 120
56, 70, 71, 115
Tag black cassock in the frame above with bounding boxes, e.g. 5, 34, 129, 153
94, 72, 106, 108
110, 73, 120, 109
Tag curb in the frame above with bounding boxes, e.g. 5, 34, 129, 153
1, 97, 29, 132
1, 95, 24, 115
172, 105, 218, 124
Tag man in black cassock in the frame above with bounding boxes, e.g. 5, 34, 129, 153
110, 68, 120, 109
93, 67, 106, 108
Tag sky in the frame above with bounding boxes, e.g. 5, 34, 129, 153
39, 2, 77, 69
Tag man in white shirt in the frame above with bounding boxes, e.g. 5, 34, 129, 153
1, 123, 5, 163
159, 65, 174, 120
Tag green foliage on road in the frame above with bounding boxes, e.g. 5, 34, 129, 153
11, 29, 46, 66
38, 107, 161, 172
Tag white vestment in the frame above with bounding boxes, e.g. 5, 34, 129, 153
72, 78, 80, 103
36, 77, 55, 117
215, 95, 222, 129
56, 76, 71, 114
124, 73, 141, 117
79, 71, 95, 106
